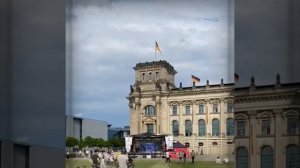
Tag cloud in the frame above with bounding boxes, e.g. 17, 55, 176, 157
68, 0, 233, 127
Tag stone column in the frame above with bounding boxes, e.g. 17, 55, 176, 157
192, 100, 197, 150
205, 99, 211, 137
179, 101, 184, 136
274, 109, 284, 168
156, 95, 161, 134
248, 110, 257, 168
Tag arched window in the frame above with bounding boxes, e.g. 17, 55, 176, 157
236, 147, 248, 168
185, 120, 192, 137
261, 146, 273, 168
172, 120, 179, 136
142, 73, 145, 81
144, 105, 155, 116
212, 119, 220, 136
148, 72, 152, 80
226, 118, 234, 136
286, 145, 300, 168
198, 119, 206, 136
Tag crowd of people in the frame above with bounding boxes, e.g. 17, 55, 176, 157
89, 149, 134, 168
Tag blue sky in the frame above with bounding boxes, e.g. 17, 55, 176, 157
67, 0, 234, 127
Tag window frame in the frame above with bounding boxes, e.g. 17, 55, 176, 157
236, 120, 246, 137
226, 118, 235, 136
172, 105, 178, 115
227, 102, 234, 113
212, 103, 218, 113
146, 123, 154, 133
144, 105, 156, 116
261, 119, 271, 136
185, 120, 193, 137
199, 104, 205, 114
198, 119, 206, 136
185, 105, 191, 115
172, 120, 179, 136
287, 117, 300, 134
212, 118, 220, 136
261, 146, 273, 168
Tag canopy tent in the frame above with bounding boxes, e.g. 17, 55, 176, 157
169, 142, 190, 158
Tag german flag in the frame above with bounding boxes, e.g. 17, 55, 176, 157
191, 75, 200, 83
155, 41, 162, 54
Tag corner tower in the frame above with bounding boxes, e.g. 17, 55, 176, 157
133, 60, 177, 92
128, 60, 177, 135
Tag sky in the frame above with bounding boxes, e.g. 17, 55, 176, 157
67, 0, 234, 127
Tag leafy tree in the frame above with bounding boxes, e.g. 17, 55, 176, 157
108, 138, 125, 147
84, 136, 95, 147
66, 136, 79, 147
78, 139, 86, 149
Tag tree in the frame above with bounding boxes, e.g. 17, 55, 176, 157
66, 136, 79, 148
108, 138, 124, 147
84, 136, 95, 147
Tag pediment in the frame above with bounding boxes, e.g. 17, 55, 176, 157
142, 117, 156, 122
282, 109, 299, 118
256, 111, 273, 119
235, 113, 248, 120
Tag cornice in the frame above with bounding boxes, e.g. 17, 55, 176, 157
138, 88, 233, 99
235, 94, 293, 104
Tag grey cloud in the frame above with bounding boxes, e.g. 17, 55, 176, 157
70, 0, 233, 126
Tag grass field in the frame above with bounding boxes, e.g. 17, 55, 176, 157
66, 159, 233, 168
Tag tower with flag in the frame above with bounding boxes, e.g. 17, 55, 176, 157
155, 41, 162, 60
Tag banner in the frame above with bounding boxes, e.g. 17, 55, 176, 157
165, 136, 173, 150
125, 137, 133, 153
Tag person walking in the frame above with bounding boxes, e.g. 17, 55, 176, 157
178, 150, 183, 163
165, 151, 171, 165
126, 156, 135, 168
118, 150, 128, 168
183, 151, 187, 164
100, 152, 106, 168
191, 150, 195, 163
91, 150, 100, 168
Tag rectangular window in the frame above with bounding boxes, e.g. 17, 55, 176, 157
261, 119, 271, 135
198, 142, 204, 146
212, 142, 218, 145
172, 106, 177, 115
147, 124, 154, 133
237, 120, 245, 137
227, 103, 234, 113
199, 104, 205, 114
14, 144, 29, 168
287, 118, 300, 134
227, 141, 233, 144
185, 105, 191, 115
213, 103, 218, 113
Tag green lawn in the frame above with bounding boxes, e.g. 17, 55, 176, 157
134, 160, 233, 168
66, 159, 91, 168
66, 159, 233, 168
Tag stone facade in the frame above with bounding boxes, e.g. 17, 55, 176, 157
234, 78, 300, 168
128, 60, 235, 155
